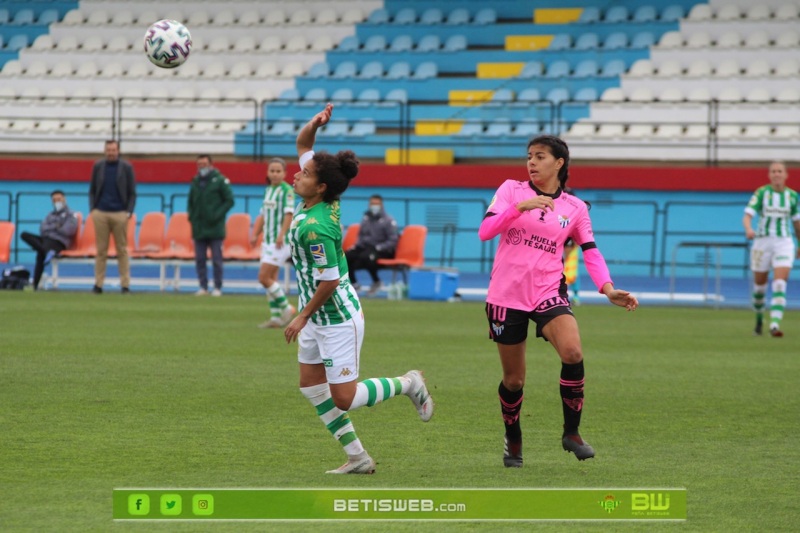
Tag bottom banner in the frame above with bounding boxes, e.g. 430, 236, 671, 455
113, 488, 686, 521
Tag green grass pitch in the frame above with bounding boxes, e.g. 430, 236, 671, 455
0, 291, 797, 532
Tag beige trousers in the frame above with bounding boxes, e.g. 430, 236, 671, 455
92, 210, 130, 288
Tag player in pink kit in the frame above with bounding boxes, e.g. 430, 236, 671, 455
479, 135, 638, 467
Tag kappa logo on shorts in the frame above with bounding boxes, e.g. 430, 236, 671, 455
339, 368, 352, 377
491, 322, 504, 337
310, 243, 327, 265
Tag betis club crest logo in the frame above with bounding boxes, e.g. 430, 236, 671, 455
599, 494, 621, 514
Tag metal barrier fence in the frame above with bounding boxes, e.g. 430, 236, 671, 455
3, 191, 752, 277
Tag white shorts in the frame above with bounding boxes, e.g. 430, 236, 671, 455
750, 237, 796, 272
297, 311, 365, 384
260, 242, 292, 266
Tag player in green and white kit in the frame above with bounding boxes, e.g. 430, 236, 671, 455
284, 104, 434, 474
743, 161, 800, 337
251, 158, 296, 328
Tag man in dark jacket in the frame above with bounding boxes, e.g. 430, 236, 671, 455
89, 139, 136, 294
188, 154, 234, 296
345, 194, 398, 295
21, 190, 79, 290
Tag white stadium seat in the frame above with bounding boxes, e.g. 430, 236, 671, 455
284, 35, 308, 52
213, 10, 235, 25
716, 124, 743, 138
628, 87, 655, 102
687, 87, 711, 102
311, 35, 333, 52
744, 60, 771, 77
228, 61, 252, 79
688, 4, 712, 20
600, 88, 625, 101
126, 62, 151, 78
37, 120, 62, 133
203, 62, 226, 78
259, 36, 282, 52
715, 59, 741, 77
659, 87, 684, 102
75, 62, 100, 78
135, 10, 158, 25
775, 31, 799, 47
341, 8, 365, 24
86, 10, 109, 25
715, 5, 740, 21
745, 5, 771, 21
567, 123, 596, 137
744, 88, 772, 102
111, 10, 134, 25
255, 61, 278, 78
238, 9, 261, 26
684, 124, 710, 138
658, 31, 683, 48
775, 59, 799, 76
686, 32, 712, 48
597, 124, 625, 137
61, 10, 85, 25
233, 36, 257, 52
0, 60, 23, 77
279, 62, 304, 78
626, 124, 655, 137
98, 62, 124, 78
773, 125, 800, 138
264, 10, 286, 26
628, 59, 654, 77
316, 8, 338, 25
163, 10, 184, 24
716, 31, 741, 48
657, 60, 683, 77
775, 4, 799, 20
655, 124, 683, 138
25, 60, 49, 77
187, 11, 210, 27
744, 31, 770, 48
717, 87, 743, 102
31, 34, 54, 50
106, 36, 130, 52
207, 37, 230, 52
289, 9, 313, 25
81, 36, 104, 52
686, 59, 712, 77
776, 88, 800, 102
175, 61, 200, 78
56, 35, 79, 51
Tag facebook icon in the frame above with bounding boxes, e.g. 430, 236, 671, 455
128, 494, 150, 515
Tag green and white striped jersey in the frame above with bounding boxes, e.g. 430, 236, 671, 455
745, 185, 800, 238
289, 200, 361, 326
261, 182, 295, 244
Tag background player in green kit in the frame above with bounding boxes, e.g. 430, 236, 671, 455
251, 157, 296, 328
283, 103, 434, 474
743, 161, 800, 337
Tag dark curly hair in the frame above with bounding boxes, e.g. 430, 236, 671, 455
312, 150, 359, 203
528, 135, 570, 189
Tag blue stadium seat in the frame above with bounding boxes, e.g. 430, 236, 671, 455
631, 31, 655, 48
545, 60, 571, 78
367, 8, 389, 24
420, 8, 443, 25
359, 61, 384, 79
7, 34, 29, 51
394, 8, 417, 24
548, 34, 572, 50
0, 35, 4, 49
417, 34, 441, 52
604, 5, 629, 23
384, 88, 408, 103
37, 8, 60, 26
600, 59, 626, 77
0, 9, 9, 25
660, 4, 685, 22
575, 33, 599, 50
270, 119, 296, 136
12, 8, 35, 25
412, 62, 437, 79
488, 89, 514, 105
516, 88, 541, 103
389, 34, 413, 52
573, 87, 599, 101
514, 120, 541, 137
363, 35, 386, 52
278, 88, 300, 100
604, 32, 629, 50
330, 88, 354, 102
386, 61, 411, 79
578, 7, 600, 23
356, 89, 381, 102
445, 8, 470, 25
350, 119, 376, 136
546, 87, 570, 104
304, 88, 327, 101
320, 120, 349, 136
444, 34, 467, 51
331, 61, 357, 79
519, 61, 544, 78
455, 121, 483, 137
573, 59, 599, 77
306, 62, 329, 78
338, 35, 360, 52
474, 8, 497, 25
633, 5, 657, 22
485, 118, 512, 137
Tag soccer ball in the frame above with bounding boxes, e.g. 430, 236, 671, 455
143, 19, 192, 68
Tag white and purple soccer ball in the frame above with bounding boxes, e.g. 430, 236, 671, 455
143, 19, 192, 68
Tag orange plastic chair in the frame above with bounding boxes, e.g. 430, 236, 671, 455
108, 213, 136, 257
342, 223, 360, 251
131, 212, 166, 258
247, 214, 264, 260
0, 221, 14, 263
60, 214, 96, 257
223, 213, 253, 260
377, 225, 427, 283
146, 212, 194, 259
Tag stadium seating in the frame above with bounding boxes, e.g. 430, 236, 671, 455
377, 225, 427, 285
0, 221, 14, 263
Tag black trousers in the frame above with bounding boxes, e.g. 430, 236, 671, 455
20, 232, 65, 289
345, 244, 394, 284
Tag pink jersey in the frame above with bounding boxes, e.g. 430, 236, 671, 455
479, 179, 612, 311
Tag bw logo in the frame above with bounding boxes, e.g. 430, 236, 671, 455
339, 368, 352, 377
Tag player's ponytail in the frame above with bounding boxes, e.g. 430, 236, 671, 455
313, 150, 360, 203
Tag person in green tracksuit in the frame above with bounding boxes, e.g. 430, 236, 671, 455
188, 154, 234, 296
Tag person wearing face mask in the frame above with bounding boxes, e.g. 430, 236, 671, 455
188, 154, 234, 296
250, 157, 297, 327
344, 194, 398, 295
20, 190, 79, 290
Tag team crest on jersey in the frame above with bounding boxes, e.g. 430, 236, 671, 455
558, 215, 570, 228
310, 243, 327, 265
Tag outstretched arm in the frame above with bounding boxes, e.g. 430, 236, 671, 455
296, 103, 333, 157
